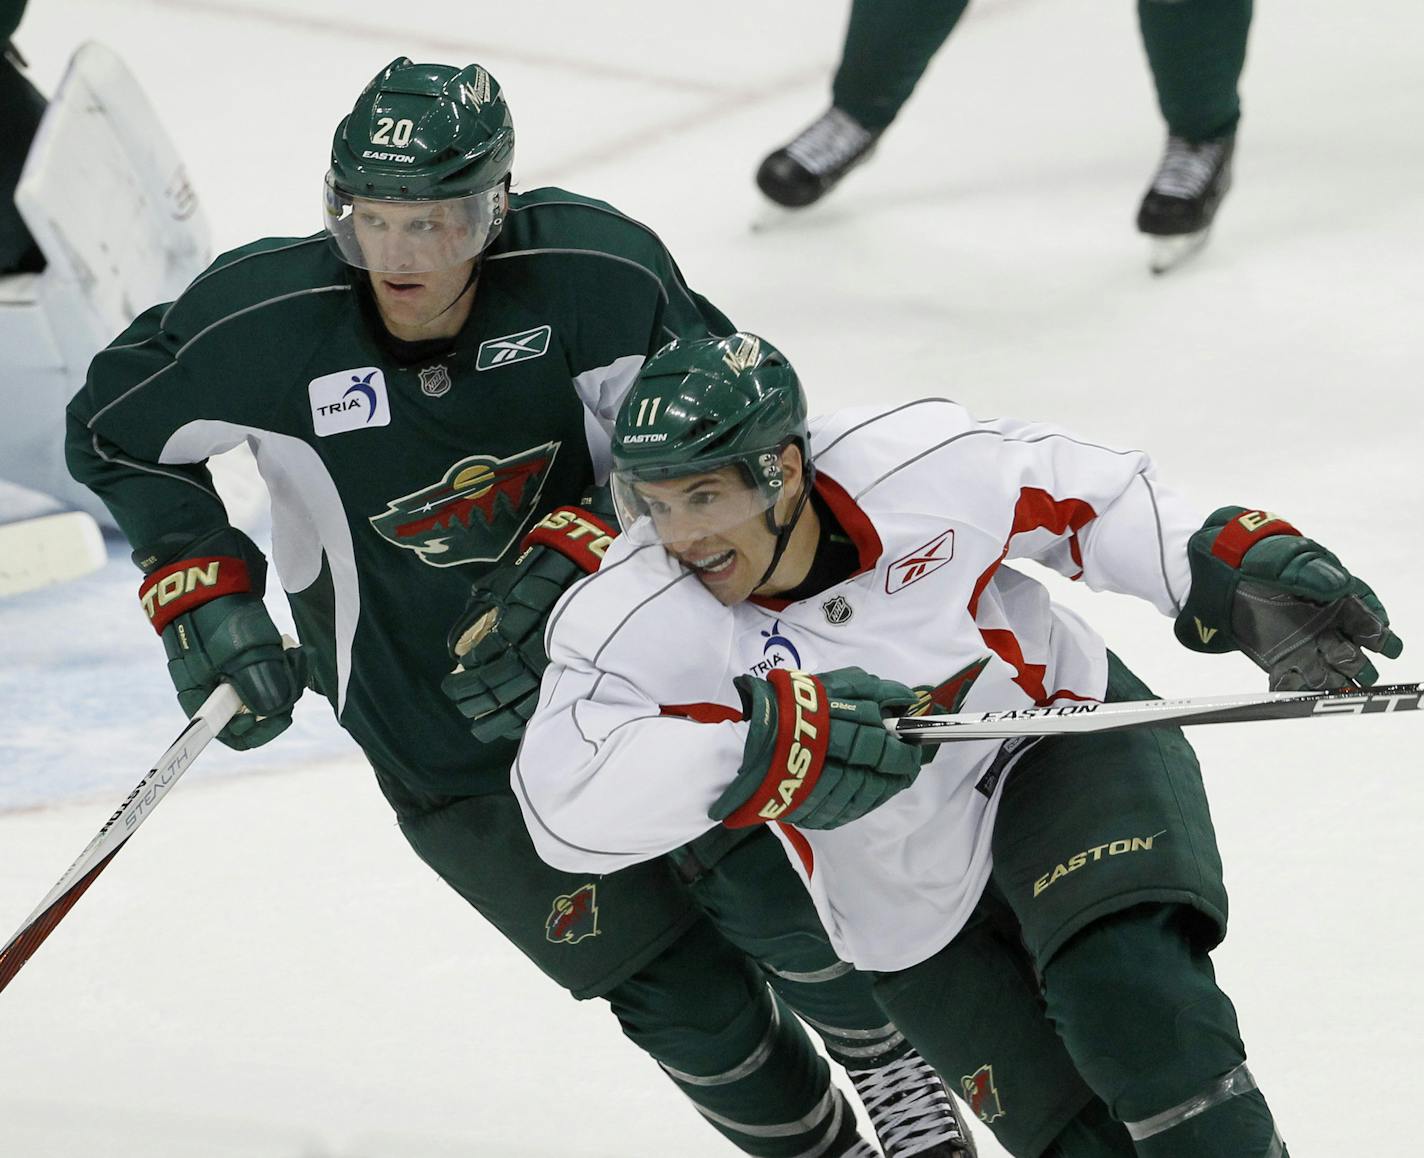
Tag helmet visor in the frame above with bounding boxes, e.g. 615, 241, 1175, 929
323, 173, 505, 273
611, 454, 786, 548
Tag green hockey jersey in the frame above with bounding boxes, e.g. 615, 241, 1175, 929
66, 187, 732, 796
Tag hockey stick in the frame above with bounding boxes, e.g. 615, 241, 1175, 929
0, 680, 242, 994
888, 682, 1424, 744
0, 512, 107, 597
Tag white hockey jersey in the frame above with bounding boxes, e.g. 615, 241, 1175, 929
515, 399, 1206, 971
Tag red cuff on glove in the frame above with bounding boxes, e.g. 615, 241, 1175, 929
521, 506, 618, 574
1208, 510, 1302, 568
723, 669, 831, 829
138, 555, 252, 633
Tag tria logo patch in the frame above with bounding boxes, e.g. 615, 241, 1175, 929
886, 528, 955, 594
749, 620, 801, 678
961, 1064, 1005, 1124
476, 325, 552, 371
309, 367, 390, 436
368, 442, 560, 567
546, 883, 600, 944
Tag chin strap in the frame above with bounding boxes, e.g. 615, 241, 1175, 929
753, 466, 816, 594
431, 259, 482, 322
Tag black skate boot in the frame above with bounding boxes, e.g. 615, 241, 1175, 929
756, 107, 881, 209
847, 1048, 977, 1157
1136, 132, 1236, 274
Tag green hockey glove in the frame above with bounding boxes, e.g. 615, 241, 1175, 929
713, 667, 927, 831
138, 528, 307, 750
442, 496, 617, 742
1174, 506, 1404, 690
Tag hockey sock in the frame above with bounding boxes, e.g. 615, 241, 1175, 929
608, 918, 858, 1157
1138, 0, 1254, 142
832, 0, 970, 133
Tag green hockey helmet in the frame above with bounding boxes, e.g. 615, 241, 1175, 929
610, 333, 812, 547
324, 58, 515, 272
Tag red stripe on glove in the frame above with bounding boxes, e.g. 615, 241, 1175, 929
521, 506, 618, 573
138, 556, 252, 633
1209, 510, 1301, 568
723, 669, 831, 829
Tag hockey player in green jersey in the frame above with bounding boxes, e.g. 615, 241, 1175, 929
66, 58, 974, 1157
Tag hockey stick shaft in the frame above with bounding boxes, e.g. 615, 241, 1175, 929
889, 682, 1424, 743
0, 681, 242, 994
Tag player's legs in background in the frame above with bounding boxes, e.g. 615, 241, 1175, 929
682, 826, 975, 1155
1138, 0, 1252, 143
831, 0, 970, 134
1041, 904, 1287, 1156
608, 916, 870, 1158
0, 41, 46, 274
756, 0, 969, 208
387, 780, 870, 1156
1134, 0, 1254, 265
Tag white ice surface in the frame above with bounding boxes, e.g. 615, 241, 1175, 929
1, 1, 1421, 1155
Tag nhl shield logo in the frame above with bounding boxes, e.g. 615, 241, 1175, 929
546, 883, 600, 944
961, 1064, 1005, 1124
419, 364, 452, 398
821, 594, 853, 625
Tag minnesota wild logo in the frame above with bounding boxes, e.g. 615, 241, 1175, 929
545, 883, 600, 944
961, 1063, 1005, 1124
370, 442, 560, 566
906, 655, 992, 717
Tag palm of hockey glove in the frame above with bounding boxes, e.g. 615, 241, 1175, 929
442, 499, 617, 742
139, 530, 307, 750
713, 667, 928, 831
1174, 506, 1404, 690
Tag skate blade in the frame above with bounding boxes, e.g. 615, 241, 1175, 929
749, 203, 804, 234
1148, 229, 1212, 275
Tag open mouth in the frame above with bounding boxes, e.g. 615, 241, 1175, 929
687, 549, 736, 579
381, 278, 425, 295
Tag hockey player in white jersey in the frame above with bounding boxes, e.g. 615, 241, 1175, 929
514, 332, 1404, 1156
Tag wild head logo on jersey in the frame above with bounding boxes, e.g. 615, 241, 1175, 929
545, 883, 600, 944
906, 656, 991, 718
370, 442, 560, 566
961, 1064, 1005, 1124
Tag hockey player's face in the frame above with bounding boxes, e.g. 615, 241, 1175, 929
640, 468, 777, 604
637, 461, 803, 605
353, 199, 478, 339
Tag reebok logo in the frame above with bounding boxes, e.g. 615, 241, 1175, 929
886, 528, 955, 594
309, 367, 390, 437
477, 325, 552, 371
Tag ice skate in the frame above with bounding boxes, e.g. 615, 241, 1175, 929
755, 107, 881, 210
848, 1049, 977, 1156
1136, 132, 1235, 275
